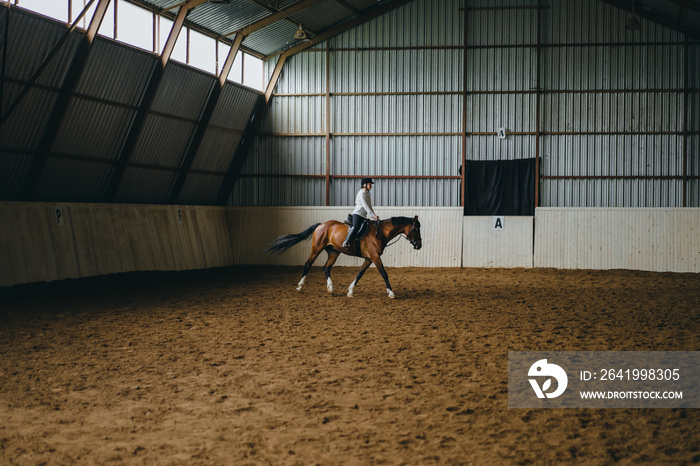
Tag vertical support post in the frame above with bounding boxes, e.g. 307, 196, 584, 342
534, 0, 542, 208
168, 34, 244, 204
325, 47, 331, 206
219, 32, 243, 87
682, 36, 688, 207
1, 0, 102, 124
265, 55, 286, 103
1, 6, 8, 129
218, 55, 286, 205
105, 0, 205, 202
161, 3, 189, 68
461, 5, 467, 209
19, 0, 111, 201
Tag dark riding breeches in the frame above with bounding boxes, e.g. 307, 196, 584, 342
351, 213, 364, 230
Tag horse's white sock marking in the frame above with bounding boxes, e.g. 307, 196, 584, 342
327, 277, 333, 293
296, 276, 306, 291
387, 288, 395, 299
347, 280, 356, 297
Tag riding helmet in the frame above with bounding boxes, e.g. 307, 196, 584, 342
361, 177, 374, 186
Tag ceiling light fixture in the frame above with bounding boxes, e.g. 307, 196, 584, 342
294, 24, 310, 41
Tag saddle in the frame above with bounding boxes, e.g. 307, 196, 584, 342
344, 214, 370, 240
344, 215, 383, 257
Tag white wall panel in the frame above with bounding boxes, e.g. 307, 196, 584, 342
463, 216, 534, 268
3, 203, 698, 287
535, 208, 700, 272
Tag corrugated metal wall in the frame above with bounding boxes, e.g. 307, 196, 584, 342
232, 0, 464, 206
234, 0, 698, 209
539, 0, 692, 207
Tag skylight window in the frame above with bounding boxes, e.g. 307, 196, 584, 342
188, 29, 217, 75
10, 0, 265, 90
116, 0, 153, 52
13, 0, 68, 22
244, 54, 263, 91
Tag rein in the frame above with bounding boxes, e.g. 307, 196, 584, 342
379, 220, 417, 248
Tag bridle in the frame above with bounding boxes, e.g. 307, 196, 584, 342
406, 221, 421, 248
384, 219, 421, 248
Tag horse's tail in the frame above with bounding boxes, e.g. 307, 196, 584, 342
266, 223, 321, 256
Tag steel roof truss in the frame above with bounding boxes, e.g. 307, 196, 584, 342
18, 0, 113, 201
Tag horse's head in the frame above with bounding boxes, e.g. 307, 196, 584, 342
407, 215, 422, 250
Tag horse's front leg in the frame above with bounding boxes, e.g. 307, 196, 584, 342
323, 249, 340, 293
347, 258, 372, 297
372, 257, 395, 299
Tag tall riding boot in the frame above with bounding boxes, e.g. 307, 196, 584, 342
342, 227, 356, 249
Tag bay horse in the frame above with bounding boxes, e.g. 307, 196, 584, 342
266, 216, 422, 298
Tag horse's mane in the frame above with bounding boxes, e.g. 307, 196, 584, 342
389, 216, 420, 228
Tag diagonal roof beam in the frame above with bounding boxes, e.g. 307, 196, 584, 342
164, 0, 210, 12
272, 0, 414, 60
19, 0, 112, 201
216, 0, 414, 205
167, 33, 245, 204
104, 0, 206, 202
248, 0, 318, 34
1, 0, 102, 124
600, 0, 700, 39
333, 0, 361, 15
223, 0, 325, 38
665, 0, 700, 14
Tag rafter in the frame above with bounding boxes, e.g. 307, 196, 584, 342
168, 33, 245, 204
248, 0, 317, 34
600, 0, 700, 39
665, 0, 700, 13
1, 0, 100, 125
216, 0, 414, 205
18, 0, 112, 201
332, 0, 360, 15
104, 0, 197, 202
223, 0, 325, 38
275, 0, 413, 60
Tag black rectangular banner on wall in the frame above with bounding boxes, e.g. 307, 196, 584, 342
463, 158, 536, 216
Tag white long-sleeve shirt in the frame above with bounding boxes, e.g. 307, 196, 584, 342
352, 188, 376, 219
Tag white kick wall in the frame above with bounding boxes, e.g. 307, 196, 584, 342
1, 202, 697, 287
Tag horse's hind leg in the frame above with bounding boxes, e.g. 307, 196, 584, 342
347, 259, 372, 297
297, 244, 323, 291
323, 248, 340, 293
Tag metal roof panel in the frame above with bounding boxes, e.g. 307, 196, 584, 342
5, 9, 82, 87
151, 63, 215, 120
34, 158, 113, 202
130, 114, 196, 168
0, 153, 33, 201
177, 173, 225, 205
76, 38, 156, 106
52, 98, 135, 161
113, 167, 176, 204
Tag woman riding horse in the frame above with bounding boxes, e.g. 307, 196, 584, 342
267, 213, 422, 299
343, 177, 379, 249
